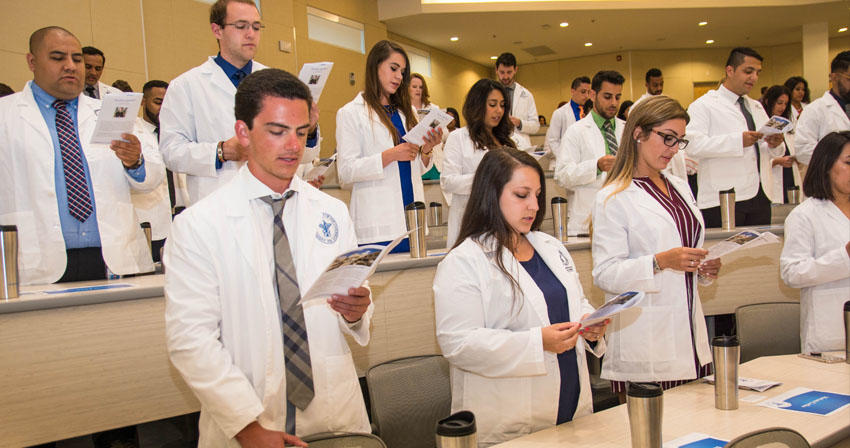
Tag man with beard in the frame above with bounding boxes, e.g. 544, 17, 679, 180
546, 76, 591, 153
554, 70, 625, 236
82, 46, 121, 99
795, 51, 850, 164
495, 52, 539, 150
632, 68, 664, 108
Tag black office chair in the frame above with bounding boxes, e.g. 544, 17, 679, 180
723, 427, 810, 448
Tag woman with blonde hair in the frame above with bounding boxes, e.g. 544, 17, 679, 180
591, 95, 721, 396
410, 72, 446, 179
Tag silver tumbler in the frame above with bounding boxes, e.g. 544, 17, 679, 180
785, 186, 801, 205
712, 335, 740, 410
0, 225, 19, 300
429, 201, 443, 227
626, 382, 663, 448
844, 301, 850, 364
719, 188, 736, 230
141, 222, 152, 256
404, 201, 427, 259
436, 411, 477, 448
551, 197, 568, 243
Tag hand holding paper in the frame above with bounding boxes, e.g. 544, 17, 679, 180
298, 62, 333, 103
90, 92, 142, 144
403, 108, 454, 146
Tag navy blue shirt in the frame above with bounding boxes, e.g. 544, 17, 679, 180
569, 100, 582, 121
520, 250, 580, 424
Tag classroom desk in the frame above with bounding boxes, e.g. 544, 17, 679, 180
491, 354, 850, 447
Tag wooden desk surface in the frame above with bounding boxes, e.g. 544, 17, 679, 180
492, 355, 850, 448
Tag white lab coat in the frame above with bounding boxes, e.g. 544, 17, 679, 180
553, 114, 625, 236
158, 57, 268, 205
765, 136, 803, 204
509, 82, 539, 150
130, 118, 172, 240
544, 101, 580, 153
592, 175, 712, 382
433, 232, 604, 447
685, 85, 784, 209
630, 92, 655, 110
780, 198, 850, 354
440, 127, 489, 249
90, 81, 121, 99
0, 82, 162, 284
164, 167, 371, 447
794, 92, 850, 165
336, 92, 432, 244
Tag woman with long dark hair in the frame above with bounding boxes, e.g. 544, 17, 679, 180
761, 85, 803, 203
441, 79, 517, 248
434, 148, 607, 446
781, 131, 850, 354
336, 40, 441, 252
592, 96, 721, 397
783, 76, 811, 126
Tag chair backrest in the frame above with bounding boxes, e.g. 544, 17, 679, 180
735, 302, 801, 363
301, 432, 387, 448
724, 427, 811, 448
366, 355, 451, 448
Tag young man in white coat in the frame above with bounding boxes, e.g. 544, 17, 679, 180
631, 68, 664, 108
545, 76, 591, 153
164, 68, 372, 447
0, 26, 163, 285
794, 51, 850, 165
686, 47, 784, 227
81, 46, 121, 99
553, 70, 625, 236
495, 52, 539, 150
159, 0, 321, 206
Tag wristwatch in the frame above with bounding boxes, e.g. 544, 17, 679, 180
652, 255, 662, 274
217, 141, 226, 163
125, 153, 144, 170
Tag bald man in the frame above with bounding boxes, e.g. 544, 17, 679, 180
0, 26, 164, 286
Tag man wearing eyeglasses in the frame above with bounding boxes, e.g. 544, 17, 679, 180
795, 51, 850, 165
160, 0, 320, 205
686, 47, 784, 228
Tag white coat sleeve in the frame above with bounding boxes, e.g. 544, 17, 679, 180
780, 209, 850, 288
163, 215, 264, 439
793, 107, 820, 165
334, 212, 373, 345
440, 132, 474, 195
685, 101, 745, 161
554, 126, 597, 189
126, 125, 165, 193
335, 106, 386, 185
545, 107, 565, 153
591, 194, 659, 295
433, 250, 546, 378
519, 92, 540, 136
158, 79, 219, 177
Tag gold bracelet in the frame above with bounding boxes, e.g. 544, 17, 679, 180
217, 141, 226, 163
420, 145, 433, 156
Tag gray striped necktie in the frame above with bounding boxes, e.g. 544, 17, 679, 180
602, 119, 618, 156
262, 193, 315, 411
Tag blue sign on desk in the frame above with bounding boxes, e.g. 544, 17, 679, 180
680, 438, 727, 448
761, 387, 850, 416
44, 284, 133, 294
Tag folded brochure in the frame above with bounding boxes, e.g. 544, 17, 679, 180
579, 291, 645, 326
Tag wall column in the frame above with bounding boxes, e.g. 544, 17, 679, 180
802, 22, 829, 98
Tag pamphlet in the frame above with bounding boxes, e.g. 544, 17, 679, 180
402, 108, 453, 145
703, 375, 782, 392
757, 115, 793, 136
579, 291, 645, 326
304, 154, 336, 182
90, 92, 143, 144
298, 62, 333, 103
300, 144, 320, 166
759, 387, 850, 416
301, 231, 411, 303
663, 433, 727, 448
704, 230, 780, 262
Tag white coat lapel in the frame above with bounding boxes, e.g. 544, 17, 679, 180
630, 182, 676, 228
488, 239, 551, 326
19, 86, 53, 148
528, 234, 582, 322
224, 181, 264, 283
203, 57, 238, 97
77, 95, 99, 143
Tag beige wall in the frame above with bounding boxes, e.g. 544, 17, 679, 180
526, 36, 850, 123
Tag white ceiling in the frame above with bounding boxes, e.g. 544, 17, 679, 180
380, 0, 850, 66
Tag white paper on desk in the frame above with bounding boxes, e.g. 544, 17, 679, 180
298, 62, 333, 103
402, 108, 453, 145
304, 154, 336, 182
703, 230, 780, 262
300, 144, 321, 166
758, 115, 793, 136
703, 375, 782, 392
580, 291, 645, 326
301, 230, 412, 303
90, 92, 143, 144
663, 433, 727, 448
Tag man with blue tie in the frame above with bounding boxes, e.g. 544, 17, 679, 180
0, 26, 164, 285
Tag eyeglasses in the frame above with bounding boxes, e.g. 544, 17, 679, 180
835, 72, 850, 81
652, 130, 689, 150
223, 21, 265, 32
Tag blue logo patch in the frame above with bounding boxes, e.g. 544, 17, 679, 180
316, 213, 339, 244
559, 251, 574, 272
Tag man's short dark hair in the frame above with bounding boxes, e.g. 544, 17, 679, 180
802, 131, 850, 200
831, 51, 850, 74
210, 0, 257, 26
725, 47, 763, 69
82, 46, 105, 64
645, 68, 662, 82
29, 26, 76, 54
142, 80, 169, 95
591, 70, 625, 92
0, 83, 14, 97
235, 69, 313, 129
571, 76, 591, 89
495, 52, 517, 69
111, 80, 133, 92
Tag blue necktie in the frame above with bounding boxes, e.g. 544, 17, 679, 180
53, 100, 93, 222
